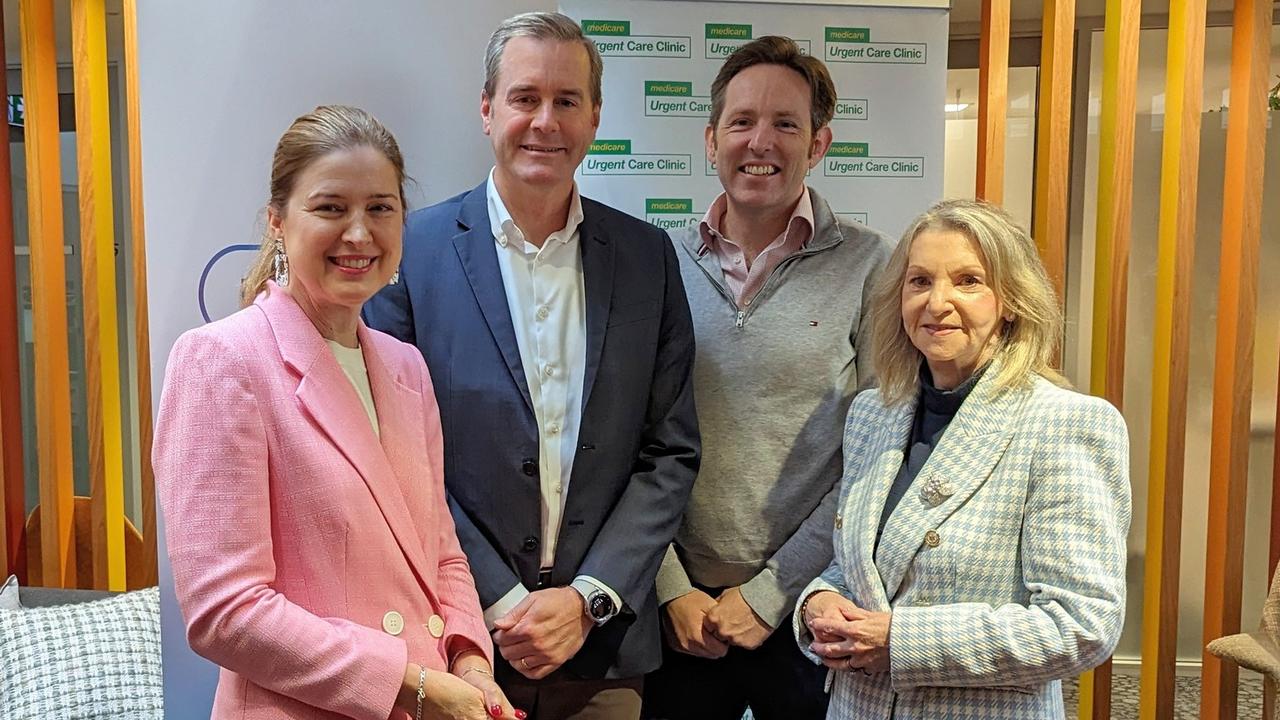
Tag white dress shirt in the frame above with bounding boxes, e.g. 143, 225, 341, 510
482, 170, 620, 627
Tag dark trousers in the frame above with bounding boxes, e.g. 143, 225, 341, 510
641, 618, 829, 720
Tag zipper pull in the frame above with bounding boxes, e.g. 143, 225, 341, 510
736, 310, 746, 328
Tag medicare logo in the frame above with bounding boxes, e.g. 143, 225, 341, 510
834, 98, 869, 121
645, 198, 702, 230
645, 81, 712, 118
705, 23, 751, 58
584, 140, 692, 176
582, 19, 691, 58
824, 26, 927, 64
825, 142, 924, 178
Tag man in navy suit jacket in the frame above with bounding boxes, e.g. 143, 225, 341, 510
363, 12, 699, 719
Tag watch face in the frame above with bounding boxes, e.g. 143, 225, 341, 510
590, 593, 614, 619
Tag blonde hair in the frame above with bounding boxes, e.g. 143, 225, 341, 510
868, 198, 1067, 405
240, 105, 408, 306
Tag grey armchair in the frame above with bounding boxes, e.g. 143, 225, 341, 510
1207, 564, 1280, 718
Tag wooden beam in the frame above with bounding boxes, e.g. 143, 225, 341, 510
0, 0, 25, 581
976, 0, 1010, 203
18, 0, 76, 588
72, 0, 126, 592
1199, 0, 1271, 717
1139, 0, 1206, 716
122, 0, 157, 586
1031, 0, 1074, 302
1091, 0, 1140, 413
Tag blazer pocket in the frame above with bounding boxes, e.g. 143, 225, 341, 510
607, 299, 660, 328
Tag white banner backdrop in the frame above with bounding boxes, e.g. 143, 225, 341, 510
561, 0, 949, 239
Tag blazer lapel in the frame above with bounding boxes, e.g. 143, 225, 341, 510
855, 401, 915, 611
578, 211, 614, 411
875, 366, 1030, 602
258, 287, 438, 594
451, 185, 534, 415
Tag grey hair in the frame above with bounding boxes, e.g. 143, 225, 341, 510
483, 11, 603, 106
867, 198, 1068, 405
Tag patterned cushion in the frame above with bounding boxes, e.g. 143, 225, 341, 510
0, 576, 18, 611
0, 587, 163, 719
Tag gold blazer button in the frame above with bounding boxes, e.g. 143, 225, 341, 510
923, 529, 941, 548
834, 514, 843, 529
382, 610, 405, 636
427, 614, 446, 638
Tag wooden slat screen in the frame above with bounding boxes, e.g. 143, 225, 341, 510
976, 0, 1010, 202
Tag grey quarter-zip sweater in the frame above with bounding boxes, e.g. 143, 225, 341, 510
656, 187, 894, 628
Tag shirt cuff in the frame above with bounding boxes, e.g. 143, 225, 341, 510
483, 583, 529, 631
571, 575, 622, 623
739, 566, 788, 630
655, 544, 696, 606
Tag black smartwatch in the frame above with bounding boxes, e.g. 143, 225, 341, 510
587, 590, 615, 625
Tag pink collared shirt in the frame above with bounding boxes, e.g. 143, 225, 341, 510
698, 187, 815, 308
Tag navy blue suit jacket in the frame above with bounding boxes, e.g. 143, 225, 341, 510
363, 182, 700, 678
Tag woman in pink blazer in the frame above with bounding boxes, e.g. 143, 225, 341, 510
155, 106, 520, 720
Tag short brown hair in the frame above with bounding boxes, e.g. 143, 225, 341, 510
708, 36, 836, 132
484, 12, 604, 107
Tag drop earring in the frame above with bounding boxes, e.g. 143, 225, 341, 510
273, 238, 290, 287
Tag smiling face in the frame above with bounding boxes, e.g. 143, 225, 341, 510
268, 145, 403, 328
706, 63, 832, 220
901, 228, 1008, 388
482, 36, 600, 200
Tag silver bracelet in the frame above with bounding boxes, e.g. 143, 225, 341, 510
415, 667, 427, 720
460, 666, 493, 680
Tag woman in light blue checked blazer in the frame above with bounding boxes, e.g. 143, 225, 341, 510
794, 199, 1131, 720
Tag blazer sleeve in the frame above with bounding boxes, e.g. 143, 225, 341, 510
886, 396, 1132, 690
576, 234, 701, 612
409, 348, 494, 665
793, 559, 854, 666
154, 327, 406, 720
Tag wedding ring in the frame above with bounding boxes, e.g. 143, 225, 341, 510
520, 657, 530, 670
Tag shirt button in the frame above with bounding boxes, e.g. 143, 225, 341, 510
734, 257, 742, 265
382, 610, 404, 636
547, 423, 560, 435
553, 483, 563, 494
544, 364, 555, 377
537, 306, 550, 320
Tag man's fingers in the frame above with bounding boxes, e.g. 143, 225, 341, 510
494, 595, 536, 632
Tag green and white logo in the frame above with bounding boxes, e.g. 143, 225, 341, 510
834, 98, 869, 121
824, 26, 926, 64
584, 140, 692, 176
703, 24, 811, 58
644, 81, 712, 118
825, 143, 924, 178
645, 198, 702, 230
582, 19, 691, 58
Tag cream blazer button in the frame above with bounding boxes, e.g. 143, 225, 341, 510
382, 610, 405, 636
923, 529, 941, 548
427, 614, 446, 638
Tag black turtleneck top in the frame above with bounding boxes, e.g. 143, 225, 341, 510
875, 363, 988, 549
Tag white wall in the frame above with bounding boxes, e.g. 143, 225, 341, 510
136, 1, 549, 713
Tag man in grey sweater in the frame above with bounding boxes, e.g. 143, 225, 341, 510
642, 37, 893, 720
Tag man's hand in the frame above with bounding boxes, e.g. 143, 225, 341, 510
703, 587, 773, 651
492, 587, 593, 680
662, 590, 729, 659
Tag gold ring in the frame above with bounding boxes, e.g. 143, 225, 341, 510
520, 658, 530, 670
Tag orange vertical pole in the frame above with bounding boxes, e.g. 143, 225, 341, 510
1199, 1, 1271, 718
0, 0, 26, 580
122, 0, 157, 586
18, 0, 76, 588
976, 0, 1009, 204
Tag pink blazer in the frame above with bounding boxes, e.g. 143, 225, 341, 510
155, 284, 492, 720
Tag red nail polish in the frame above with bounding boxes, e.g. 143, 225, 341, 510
515, 710, 528, 720
489, 705, 502, 718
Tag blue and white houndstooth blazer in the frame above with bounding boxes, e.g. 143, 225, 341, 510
794, 368, 1131, 720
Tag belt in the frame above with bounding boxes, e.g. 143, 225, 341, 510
537, 568, 554, 589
